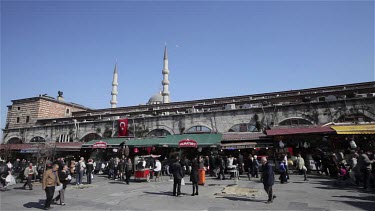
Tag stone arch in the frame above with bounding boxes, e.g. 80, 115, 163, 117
146, 129, 172, 137
6, 137, 23, 144
228, 123, 259, 132
223, 119, 252, 132
277, 117, 314, 126
30, 136, 46, 143
334, 111, 374, 123
148, 125, 174, 135
184, 125, 212, 134
80, 133, 101, 142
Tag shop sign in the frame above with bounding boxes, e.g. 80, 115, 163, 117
93, 141, 107, 149
221, 144, 256, 150
20, 149, 38, 153
178, 139, 198, 148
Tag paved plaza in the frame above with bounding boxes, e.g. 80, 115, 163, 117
1, 174, 374, 211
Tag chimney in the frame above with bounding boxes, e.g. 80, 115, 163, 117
57, 91, 65, 102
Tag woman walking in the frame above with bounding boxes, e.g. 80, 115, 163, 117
190, 157, 199, 196
53, 164, 70, 206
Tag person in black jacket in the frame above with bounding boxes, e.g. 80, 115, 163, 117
118, 159, 125, 182
247, 155, 254, 180
53, 164, 70, 206
86, 159, 94, 184
0, 161, 9, 189
125, 158, 132, 185
261, 157, 276, 204
190, 158, 199, 196
217, 156, 226, 180
170, 156, 184, 196
238, 153, 244, 175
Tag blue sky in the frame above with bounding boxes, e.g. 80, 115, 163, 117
1, 0, 374, 135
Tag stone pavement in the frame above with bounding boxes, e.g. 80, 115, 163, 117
0, 174, 374, 211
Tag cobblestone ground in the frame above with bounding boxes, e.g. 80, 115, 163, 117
1, 173, 374, 210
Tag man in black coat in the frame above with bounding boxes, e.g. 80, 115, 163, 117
238, 153, 244, 175
0, 161, 9, 189
261, 157, 275, 203
170, 156, 184, 196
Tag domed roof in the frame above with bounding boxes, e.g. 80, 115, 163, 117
147, 92, 163, 105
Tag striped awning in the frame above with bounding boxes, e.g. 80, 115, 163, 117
331, 124, 375, 134
266, 126, 335, 136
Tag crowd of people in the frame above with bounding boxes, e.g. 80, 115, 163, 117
0, 148, 374, 209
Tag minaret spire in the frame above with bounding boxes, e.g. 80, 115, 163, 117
162, 46, 170, 103
110, 62, 118, 108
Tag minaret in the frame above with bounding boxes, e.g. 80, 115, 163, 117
110, 63, 118, 108
162, 46, 170, 103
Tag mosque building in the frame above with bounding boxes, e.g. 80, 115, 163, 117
1, 47, 375, 162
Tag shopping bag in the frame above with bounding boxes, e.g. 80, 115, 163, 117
181, 178, 185, 186
55, 184, 63, 192
5, 175, 11, 183
91, 174, 94, 179
6, 175, 16, 186
67, 175, 72, 180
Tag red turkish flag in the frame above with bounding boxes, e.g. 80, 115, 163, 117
118, 118, 129, 137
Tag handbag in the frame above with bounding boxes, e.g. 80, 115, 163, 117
181, 178, 185, 186
55, 184, 63, 192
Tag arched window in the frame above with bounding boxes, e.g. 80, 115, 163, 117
228, 123, 259, 132
337, 114, 373, 123
57, 134, 72, 143
185, 125, 211, 134
278, 118, 313, 126
7, 137, 22, 144
30, 136, 46, 143
147, 129, 171, 137
80, 133, 101, 142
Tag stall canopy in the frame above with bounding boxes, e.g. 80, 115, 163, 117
221, 132, 273, 149
331, 124, 375, 134
266, 126, 335, 136
82, 138, 126, 148
125, 134, 222, 148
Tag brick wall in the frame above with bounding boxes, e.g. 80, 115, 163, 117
6, 98, 86, 129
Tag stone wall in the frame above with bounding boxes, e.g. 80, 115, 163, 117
4, 97, 374, 144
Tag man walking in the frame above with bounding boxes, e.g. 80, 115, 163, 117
261, 157, 276, 204
170, 156, 184, 196
42, 164, 61, 210
23, 163, 37, 190
76, 157, 86, 185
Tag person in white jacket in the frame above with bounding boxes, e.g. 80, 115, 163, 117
296, 154, 308, 181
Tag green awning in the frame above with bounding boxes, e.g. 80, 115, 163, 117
125, 134, 222, 148
82, 138, 126, 148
